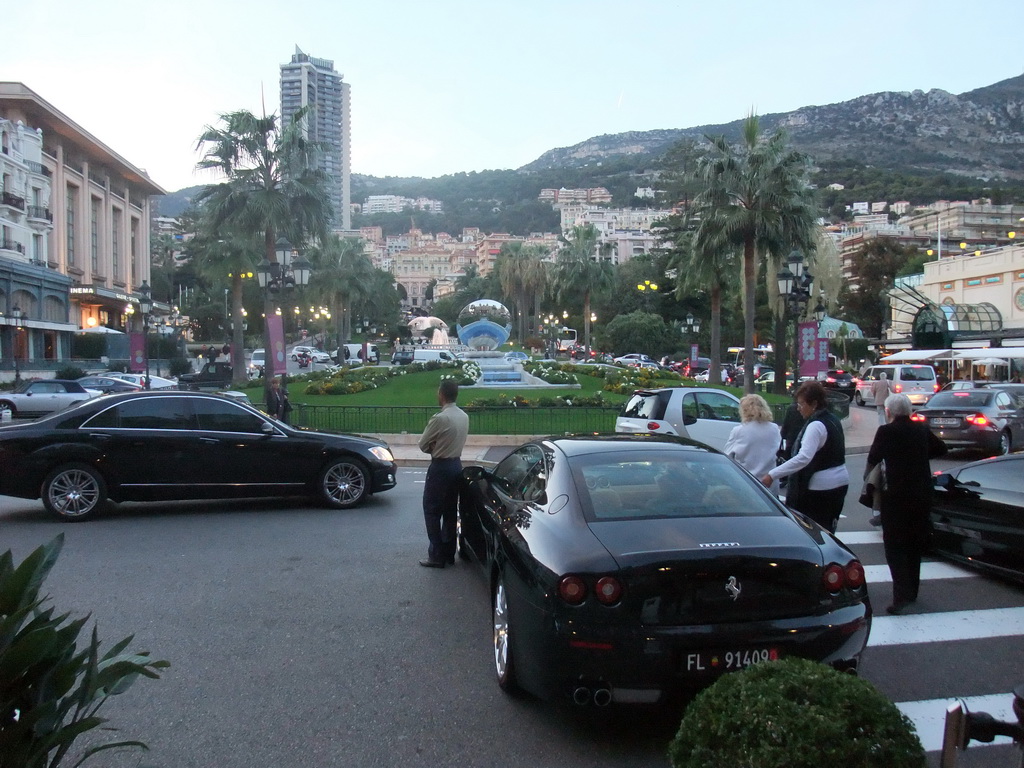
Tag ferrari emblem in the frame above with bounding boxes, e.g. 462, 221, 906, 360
725, 576, 741, 601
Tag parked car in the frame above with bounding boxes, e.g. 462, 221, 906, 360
291, 346, 332, 364
614, 387, 741, 452
931, 453, 1024, 582
391, 349, 415, 365
855, 364, 938, 406
914, 389, 1024, 455
248, 349, 266, 379
818, 369, 856, 393
754, 370, 794, 390
457, 434, 870, 704
695, 368, 730, 383
107, 373, 179, 390
504, 351, 529, 363
178, 362, 234, 391
0, 380, 101, 418
335, 343, 381, 365
76, 375, 143, 394
613, 353, 658, 367
940, 380, 991, 392
0, 390, 398, 521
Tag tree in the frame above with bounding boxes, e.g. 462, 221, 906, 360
552, 224, 614, 356
195, 108, 333, 398
307, 235, 376, 348
496, 242, 548, 341
691, 115, 818, 393
602, 311, 675, 359
838, 238, 919, 337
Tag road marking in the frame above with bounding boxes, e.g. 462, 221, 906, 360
864, 561, 976, 584
868, 606, 1024, 646
839, 530, 884, 545
897, 693, 1016, 752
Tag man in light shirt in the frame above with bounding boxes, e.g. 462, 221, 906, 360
418, 379, 469, 568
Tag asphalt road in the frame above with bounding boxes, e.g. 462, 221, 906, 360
1, 450, 1022, 768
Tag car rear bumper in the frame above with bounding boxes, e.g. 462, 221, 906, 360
931, 427, 1001, 451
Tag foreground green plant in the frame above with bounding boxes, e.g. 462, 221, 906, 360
668, 657, 924, 768
0, 535, 169, 768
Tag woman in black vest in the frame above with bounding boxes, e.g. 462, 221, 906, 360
761, 381, 849, 533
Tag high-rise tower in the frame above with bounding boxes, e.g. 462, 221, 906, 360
280, 46, 351, 229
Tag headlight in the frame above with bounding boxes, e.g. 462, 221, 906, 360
368, 446, 394, 463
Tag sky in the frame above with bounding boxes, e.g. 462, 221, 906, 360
5, 0, 1023, 194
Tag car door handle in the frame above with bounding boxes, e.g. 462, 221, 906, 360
199, 437, 220, 444
87, 433, 111, 440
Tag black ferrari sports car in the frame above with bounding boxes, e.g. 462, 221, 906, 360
458, 434, 871, 706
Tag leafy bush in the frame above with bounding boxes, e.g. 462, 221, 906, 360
0, 535, 169, 768
54, 365, 87, 381
168, 357, 193, 377
668, 657, 925, 768
106, 360, 130, 373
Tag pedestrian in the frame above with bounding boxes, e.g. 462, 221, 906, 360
724, 395, 782, 495
779, 393, 804, 462
418, 378, 469, 568
866, 393, 947, 615
761, 381, 849, 533
266, 376, 291, 423
872, 372, 891, 426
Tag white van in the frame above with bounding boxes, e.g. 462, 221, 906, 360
412, 348, 460, 364
854, 364, 938, 406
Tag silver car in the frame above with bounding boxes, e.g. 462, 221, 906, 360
614, 387, 742, 452
0, 379, 101, 418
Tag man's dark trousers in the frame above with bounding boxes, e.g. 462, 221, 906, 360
423, 457, 462, 562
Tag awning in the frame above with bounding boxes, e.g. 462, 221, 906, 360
954, 348, 1024, 360
880, 349, 952, 362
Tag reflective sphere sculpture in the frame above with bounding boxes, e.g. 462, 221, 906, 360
456, 299, 512, 350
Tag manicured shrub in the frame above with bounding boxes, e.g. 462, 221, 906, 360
668, 657, 925, 768
168, 357, 193, 377
55, 365, 87, 380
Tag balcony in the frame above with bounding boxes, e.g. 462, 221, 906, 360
27, 205, 53, 222
1, 191, 27, 211
25, 160, 52, 178
0, 238, 26, 254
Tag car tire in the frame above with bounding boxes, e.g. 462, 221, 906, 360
997, 430, 1012, 456
317, 457, 369, 508
854, 391, 864, 407
0, 399, 16, 417
42, 463, 107, 522
493, 576, 519, 693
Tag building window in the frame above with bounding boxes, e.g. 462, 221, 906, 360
130, 218, 138, 285
111, 209, 122, 279
90, 197, 101, 273
66, 187, 77, 266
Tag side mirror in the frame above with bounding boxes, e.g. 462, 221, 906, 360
462, 465, 489, 482
261, 421, 276, 435
934, 473, 955, 489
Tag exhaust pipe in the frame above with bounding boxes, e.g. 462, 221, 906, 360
572, 687, 591, 705
593, 688, 612, 707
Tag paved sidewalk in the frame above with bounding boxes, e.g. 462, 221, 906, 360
381, 404, 879, 467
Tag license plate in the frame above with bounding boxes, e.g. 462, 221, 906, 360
683, 647, 779, 673
932, 418, 959, 426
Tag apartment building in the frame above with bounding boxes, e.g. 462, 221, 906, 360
1, 83, 163, 376
280, 47, 351, 229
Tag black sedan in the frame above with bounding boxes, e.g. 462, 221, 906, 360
819, 369, 856, 393
0, 390, 397, 521
931, 454, 1024, 582
458, 434, 870, 706
76, 375, 143, 394
914, 389, 1024, 455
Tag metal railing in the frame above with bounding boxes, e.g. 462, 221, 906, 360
288, 404, 621, 436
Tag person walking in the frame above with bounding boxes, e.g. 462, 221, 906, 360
866, 393, 947, 615
761, 381, 849, 533
724, 395, 782, 495
871, 372, 892, 426
418, 379, 469, 568
265, 376, 291, 423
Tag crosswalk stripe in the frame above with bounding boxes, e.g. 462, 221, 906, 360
838, 530, 884, 545
868, 606, 1024, 646
896, 693, 1017, 752
864, 561, 976, 584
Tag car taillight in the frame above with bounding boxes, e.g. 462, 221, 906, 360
826, 377, 836, 383
894, 384, 903, 393
965, 413, 989, 426
934, 383, 940, 392
844, 560, 865, 589
824, 561, 865, 592
594, 576, 623, 605
646, 421, 661, 431
823, 564, 845, 593
910, 413, 926, 422
558, 576, 587, 604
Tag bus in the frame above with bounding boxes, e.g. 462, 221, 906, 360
557, 327, 578, 352
728, 345, 773, 368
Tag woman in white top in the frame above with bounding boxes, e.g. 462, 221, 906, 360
724, 394, 782, 495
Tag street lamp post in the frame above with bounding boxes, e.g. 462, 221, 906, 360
256, 238, 313, 399
138, 281, 153, 390
636, 279, 659, 310
776, 251, 825, 383
11, 305, 23, 384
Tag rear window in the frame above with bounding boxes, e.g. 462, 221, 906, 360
898, 366, 935, 382
569, 450, 780, 521
619, 391, 669, 421
928, 391, 994, 408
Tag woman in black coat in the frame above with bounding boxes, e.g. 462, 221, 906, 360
865, 393, 947, 615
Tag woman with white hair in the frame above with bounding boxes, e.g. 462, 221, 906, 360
724, 394, 782, 494
865, 393, 947, 615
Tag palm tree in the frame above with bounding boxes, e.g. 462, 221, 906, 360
496, 242, 548, 342
553, 224, 614, 356
691, 115, 817, 393
195, 108, 333, 397
307, 235, 375, 350
662, 215, 736, 385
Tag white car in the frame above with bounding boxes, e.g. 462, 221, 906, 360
107, 372, 179, 390
695, 368, 730, 383
0, 379, 102, 418
614, 387, 742, 453
291, 346, 332, 364
613, 353, 658, 367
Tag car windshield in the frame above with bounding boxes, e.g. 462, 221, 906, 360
619, 392, 667, 420
569, 449, 781, 521
928, 391, 994, 408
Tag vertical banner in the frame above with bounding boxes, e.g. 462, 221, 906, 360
797, 322, 828, 379
267, 315, 286, 377
690, 343, 699, 364
129, 332, 146, 372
